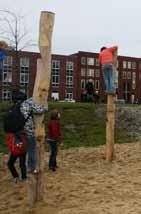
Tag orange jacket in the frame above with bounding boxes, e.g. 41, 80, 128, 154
99, 46, 118, 65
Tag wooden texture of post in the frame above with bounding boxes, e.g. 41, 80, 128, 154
27, 11, 55, 207
106, 50, 117, 161
106, 94, 115, 161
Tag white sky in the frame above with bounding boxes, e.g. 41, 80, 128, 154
1, 0, 141, 57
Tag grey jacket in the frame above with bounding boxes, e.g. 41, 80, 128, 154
20, 97, 47, 136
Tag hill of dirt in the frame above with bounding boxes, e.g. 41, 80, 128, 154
0, 142, 141, 214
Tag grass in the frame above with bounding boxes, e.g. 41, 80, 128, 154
0, 101, 135, 153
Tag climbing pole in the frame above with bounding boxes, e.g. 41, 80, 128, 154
106, 50, 117, 161
27, 11, 55, 207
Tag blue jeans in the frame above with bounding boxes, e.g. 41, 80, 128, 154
102, 64, 116, 93
26, 135, 37, 171
48, 140, 58, 169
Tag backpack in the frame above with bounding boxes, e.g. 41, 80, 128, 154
3, 103, 26, 133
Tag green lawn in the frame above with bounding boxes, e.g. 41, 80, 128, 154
0, 102, 134, 153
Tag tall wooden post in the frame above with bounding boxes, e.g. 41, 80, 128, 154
27, 11, 55, 207
106, 94, 116, 161
106, 50, 117, 161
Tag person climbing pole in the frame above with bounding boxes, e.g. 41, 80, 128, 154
99, 45, 118, 95
0, 41, 8, 81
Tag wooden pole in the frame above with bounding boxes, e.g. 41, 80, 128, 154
106, 50, 117, 161
27, 11, 55, 207
106, 94, 116, 161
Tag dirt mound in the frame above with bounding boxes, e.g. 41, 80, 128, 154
0, 142, 141, 214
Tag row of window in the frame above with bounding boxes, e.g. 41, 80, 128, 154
122, 61, 137, 69
81, 79, 100, 90
122, 71, 136, 80
2, 57, 139, 91
81, 68, 100, 77
52, 61, 74, 87
2, 88, 74, 101
80, 57, 137, 70
3, 56, 29, 84
81, 57, 100, 66
3, 56, 29, 67
2, 88, 27, 100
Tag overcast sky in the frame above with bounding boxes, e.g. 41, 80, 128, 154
1, 0, 141, 57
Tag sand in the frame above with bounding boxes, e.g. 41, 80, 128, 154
0, 142, 141, 214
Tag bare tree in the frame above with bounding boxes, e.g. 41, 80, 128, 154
0, 10, 36, 51
0, 10, 37, 92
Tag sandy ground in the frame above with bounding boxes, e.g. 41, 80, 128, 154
0, 142, 141, 214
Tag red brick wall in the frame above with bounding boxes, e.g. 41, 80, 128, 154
0, 50, 141, 103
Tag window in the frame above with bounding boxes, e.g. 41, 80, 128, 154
127, 71, 131, 79
20, 57, 29, 85
81, 79, 85, 89
123, 61, 127, 69
51, 92, 59, 101
87, 69, 94, 77
65, 91, 73, 99
117, 60, 119, 68
132, 62, 136, 69
87, 79, 94, 85
132, 72, 136, 80
51, 60, 60, 87
81, 57, 86, 65
95, 58, 100, 66
132, 72, 136, 89
87, 57, 94, 66
95, 80, 100, 90
66, 61, 74, 88
20, 88, 26, 94
115, 70, 119, 88
2, 89, 11, 100
20, 57, 29, 67
81, 68, 85, 76
95, 69, 100, 78
122, 71, 127, 79
3, 56, 13, 84
132, 83, 136, 90
127, 61, 131, 69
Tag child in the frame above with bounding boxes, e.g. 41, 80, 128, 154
20, 97, 47, 173
99, 46, 118, 94
48, 109, 62, 171
5, 91, 28, 182
7, 132, 27, 183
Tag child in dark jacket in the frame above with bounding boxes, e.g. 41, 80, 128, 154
6, 91, 28, 183
48, 109, 61, 171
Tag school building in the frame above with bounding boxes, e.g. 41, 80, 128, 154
0, 49, 141, 103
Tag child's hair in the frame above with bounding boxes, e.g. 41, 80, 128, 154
100, 47, 107, 52
12, 91, 27, 103
50, 109, 60, 120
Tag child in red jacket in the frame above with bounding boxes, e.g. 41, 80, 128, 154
48, 109, 61, 171
7, 132, 27, 183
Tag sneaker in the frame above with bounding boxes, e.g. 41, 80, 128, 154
13, 177, 19, 183
33, 169, 38, 174
20, 176, 27, 181
27, 169, 38, 174
49, 167, 56, 172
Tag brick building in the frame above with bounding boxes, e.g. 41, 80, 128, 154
0, 49, 141, 103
